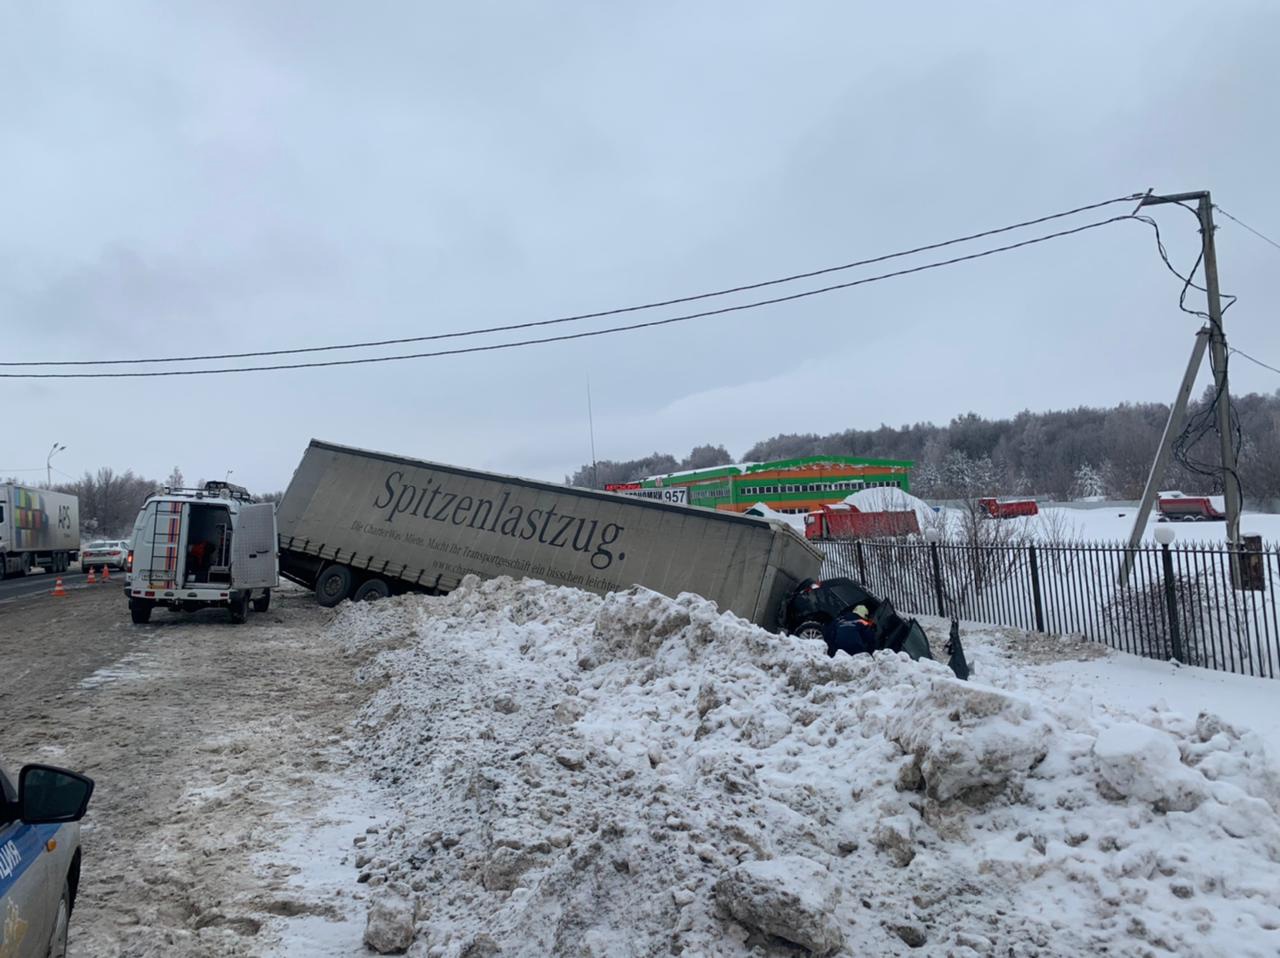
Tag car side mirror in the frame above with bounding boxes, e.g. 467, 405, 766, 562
19, 764, 94, 824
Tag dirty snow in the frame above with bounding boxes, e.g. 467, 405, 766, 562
332, 576, 1280, 956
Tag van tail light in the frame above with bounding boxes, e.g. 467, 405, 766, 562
126, 551, 134, 572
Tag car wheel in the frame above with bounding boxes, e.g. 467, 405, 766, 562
353, 578, 390, 602
229, 591, 249, 624
251, 589, 271, 613
315, 564, 354, 607
129, 598, 154, 624
46, 881, 70, 958
793, 619, 827, 642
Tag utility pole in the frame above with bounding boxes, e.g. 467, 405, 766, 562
586, 376, 598, 489
1196, 195, 1242, 552
1133, 191, 1242, 553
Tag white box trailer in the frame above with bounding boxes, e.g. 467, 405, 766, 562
277, 440, 824, 629
0, 484, 80, 577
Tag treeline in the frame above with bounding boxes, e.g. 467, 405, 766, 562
568, 389, 1280, 501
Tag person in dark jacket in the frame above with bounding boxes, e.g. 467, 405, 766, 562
825, 604, 877, 658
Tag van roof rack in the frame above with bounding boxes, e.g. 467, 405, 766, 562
157, 482, 257, 502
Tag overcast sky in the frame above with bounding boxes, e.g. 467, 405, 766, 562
3, 1, 1278, 493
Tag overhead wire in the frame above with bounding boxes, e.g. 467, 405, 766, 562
0, 193, 1147, 369
0, 211, 1146, 380
1230, 346, 1280, 377
1216, 206, 1280, 253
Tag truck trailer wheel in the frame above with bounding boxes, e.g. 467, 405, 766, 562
315, 564, 353, 607
251, 589, 271, 613
129, 598, 154, 624
353, 578, 390, 602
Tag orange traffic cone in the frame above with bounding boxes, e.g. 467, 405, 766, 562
52, 577, 67, 597
101, 565, 111, 582
86, 567, 96, 584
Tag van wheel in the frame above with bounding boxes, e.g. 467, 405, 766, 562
315, 564, 353, 607
251, 589, 271, 613
129, 599, 154, 624
353, 578, 390, 602
229, 591, 249, 624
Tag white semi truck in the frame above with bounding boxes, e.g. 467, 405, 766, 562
276, 440, 824, 630
0, 484, 80, 578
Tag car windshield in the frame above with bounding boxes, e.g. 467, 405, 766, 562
86, 540, 107, 549
824, 580, 870, 609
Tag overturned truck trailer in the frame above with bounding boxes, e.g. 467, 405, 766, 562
277, 440, 824, 630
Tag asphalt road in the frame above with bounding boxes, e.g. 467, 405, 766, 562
0, 568, 123, 602
0, 583, 378, 956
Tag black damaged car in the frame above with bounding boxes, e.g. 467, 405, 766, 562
779, 577, 969, 679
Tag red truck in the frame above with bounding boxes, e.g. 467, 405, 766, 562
803, 503, 921, 540
1157, 494, 1225, 522
978, 497, 1039, 519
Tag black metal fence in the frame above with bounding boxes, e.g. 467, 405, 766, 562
817, 537, 1280, 678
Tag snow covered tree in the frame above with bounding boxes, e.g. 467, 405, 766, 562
1072, 462, 1108, 499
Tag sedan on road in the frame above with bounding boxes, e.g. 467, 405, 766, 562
80, 541, 128, 573
1, 763, 94, 958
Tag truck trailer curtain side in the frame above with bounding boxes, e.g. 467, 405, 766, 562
277, 440, 823, 629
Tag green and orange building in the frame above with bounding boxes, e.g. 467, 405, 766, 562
639, 455, 913, 515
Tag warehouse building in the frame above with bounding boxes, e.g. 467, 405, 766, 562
637, 455, 912, 514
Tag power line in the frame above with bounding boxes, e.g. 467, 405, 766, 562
1230, 346, 1280, 377
1217, 206, 1280, 253
1, 193, 1145, 369
0, 213, 1142, 380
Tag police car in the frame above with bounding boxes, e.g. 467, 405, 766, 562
0, 763, 93, 958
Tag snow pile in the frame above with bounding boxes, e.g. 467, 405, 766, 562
334, 578, 1280, 956
743, 500, 806, 534
844, 486, 936, 527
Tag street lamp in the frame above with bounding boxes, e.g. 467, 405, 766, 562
47, 442, 66, 487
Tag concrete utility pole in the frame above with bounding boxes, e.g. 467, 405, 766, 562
1126, 191, 1243, 569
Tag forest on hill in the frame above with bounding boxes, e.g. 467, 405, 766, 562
567, 388, 1280, 502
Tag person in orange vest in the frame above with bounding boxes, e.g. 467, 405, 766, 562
826, 604, 877, 658
187, 539, 213, 580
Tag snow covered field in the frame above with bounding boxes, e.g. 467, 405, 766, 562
334, 577, 1280, 956
845, 487, 1280, 546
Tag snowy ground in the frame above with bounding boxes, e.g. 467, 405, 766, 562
846, 487, 1280, 545
336, 577, 1280, 957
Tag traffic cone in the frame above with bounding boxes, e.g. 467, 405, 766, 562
101, 565, 111, 582
86, 567, 96, 584
52, 577, 67, 597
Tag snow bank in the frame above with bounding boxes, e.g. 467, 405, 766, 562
844, 486, 936, 527
743, 500, 806, 534
334, 579, 1280, 957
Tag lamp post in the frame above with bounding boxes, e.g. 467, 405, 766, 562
47, 442, 66, 487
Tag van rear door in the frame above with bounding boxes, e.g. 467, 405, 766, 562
232, 503, 278, 589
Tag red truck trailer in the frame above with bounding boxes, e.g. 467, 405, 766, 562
1157, 494, 1226, 522
978, 497, 1039, 519
803, 503, 921, 540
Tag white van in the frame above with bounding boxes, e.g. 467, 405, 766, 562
125, 481, 278, 624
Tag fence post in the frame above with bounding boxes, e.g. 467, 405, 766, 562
1159, 542, 1184, 663
855, 541, 867, 584
928, 541, 946, 618
1028, 544, 1046, 633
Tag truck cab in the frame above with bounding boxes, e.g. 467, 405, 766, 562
125, 481, 278, 624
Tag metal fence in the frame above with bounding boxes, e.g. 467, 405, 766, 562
818, 537, 1280, 678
